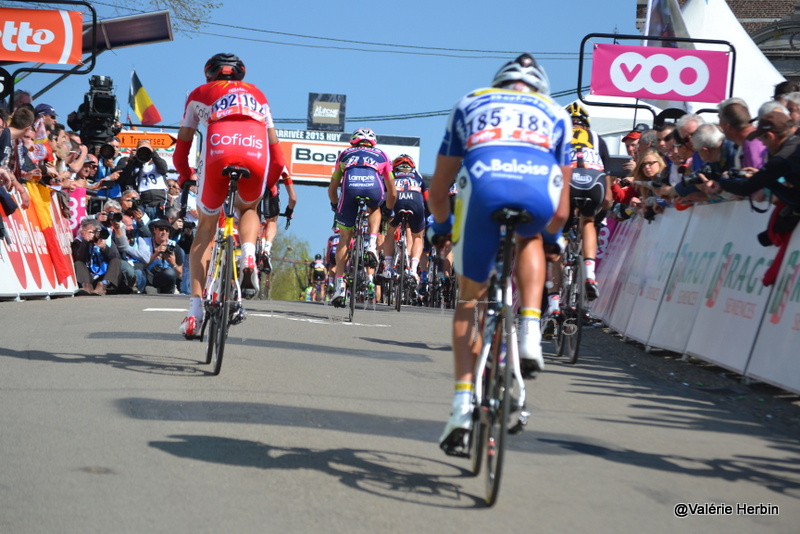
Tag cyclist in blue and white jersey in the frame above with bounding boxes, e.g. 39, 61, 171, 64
382, 154, 427, 283
328, 127, 397, 307
428, 53, 572, 455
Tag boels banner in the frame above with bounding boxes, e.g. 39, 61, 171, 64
590, 43, 730, 103
0, 8, 83, 65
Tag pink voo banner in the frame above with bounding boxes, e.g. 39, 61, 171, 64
590, 44, 730, 103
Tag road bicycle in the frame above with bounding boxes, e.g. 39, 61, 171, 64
338, 196, 374, 322
552, 215, 585, 365
468, 207, 530, 507
200, 166, 249, 375
388, 209, 416, 312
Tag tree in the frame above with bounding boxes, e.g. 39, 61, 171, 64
261, 232, 312, 301
8, 1, 220, 34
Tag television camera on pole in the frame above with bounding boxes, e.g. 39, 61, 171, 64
68, 75, 122, 151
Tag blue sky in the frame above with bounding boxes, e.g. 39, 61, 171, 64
14, 0, 639, 256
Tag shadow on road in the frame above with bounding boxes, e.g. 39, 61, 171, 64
150, 434, 484, 508
0, 346, 205, 376
537, 437, 800, 498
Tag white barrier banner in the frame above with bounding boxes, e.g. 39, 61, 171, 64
649, 203, 734, 353
594, 218, 639, 321
747, 228, 800, 394
607, 217, 646, 332
685, 202, 773, 372
625, 209, 690, 344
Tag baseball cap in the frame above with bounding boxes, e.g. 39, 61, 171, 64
622, 131, 641, 142
34, 103, 57, 117
747, 111, 795, 140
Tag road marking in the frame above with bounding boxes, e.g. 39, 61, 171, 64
251, 313, 389, 328
143, 308, 389, 328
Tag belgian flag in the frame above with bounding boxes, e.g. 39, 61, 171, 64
129, 70, 163, 126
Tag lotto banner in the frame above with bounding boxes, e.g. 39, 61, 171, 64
0, 8, 83, 65
590, 44, 730, 103
0, 188, 76, 299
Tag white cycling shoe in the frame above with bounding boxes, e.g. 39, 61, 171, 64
518, 317, 545, 378
331, 284, 346, 308
439, 404, 472, 457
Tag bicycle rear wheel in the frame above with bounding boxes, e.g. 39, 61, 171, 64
554, 259, 574, 358
395, 241, 405, 312
209, 235, 233, 375
483, 306, 511, 506
563, 254, 585, 364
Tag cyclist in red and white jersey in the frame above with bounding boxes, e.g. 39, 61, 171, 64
174, 53, 286, 338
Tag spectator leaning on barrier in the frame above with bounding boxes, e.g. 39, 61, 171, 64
686, 123, 739, 201
698, 110, 800, 286
717, 98, 768, 171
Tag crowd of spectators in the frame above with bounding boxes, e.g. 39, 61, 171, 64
0, 89, 195, 296
599, 80, 800, 286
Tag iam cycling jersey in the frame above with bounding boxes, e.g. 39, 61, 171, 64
391, 168, 427, 232
180, 80, 276, 215
326, 234, 340, 267
333, 145, 392, 228
438, 87, 571, 282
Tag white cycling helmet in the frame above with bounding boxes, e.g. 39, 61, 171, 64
350, 127, 377, 146
491, 53, 550, 95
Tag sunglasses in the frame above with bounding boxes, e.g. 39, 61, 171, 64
83, 163, 98, 168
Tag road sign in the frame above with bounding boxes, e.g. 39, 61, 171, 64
118, 130, 177, 149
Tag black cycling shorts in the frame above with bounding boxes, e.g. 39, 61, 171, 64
259, 192, 280, 219
570, 168, 607, 217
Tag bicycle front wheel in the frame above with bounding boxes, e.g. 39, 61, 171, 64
483, 307, 511, 506
209, 235, 233, 375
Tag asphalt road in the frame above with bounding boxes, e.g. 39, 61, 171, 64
1, 294, 798, 534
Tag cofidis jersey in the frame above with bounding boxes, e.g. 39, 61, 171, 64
180, 80, 276, 128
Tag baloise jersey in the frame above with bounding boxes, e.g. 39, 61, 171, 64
438, 87, 571, 167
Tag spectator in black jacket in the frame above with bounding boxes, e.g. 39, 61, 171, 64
71, 218, 124, 295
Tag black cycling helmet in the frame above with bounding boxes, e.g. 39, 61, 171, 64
492, 53, 550, 95
315, 254, 322, 260
204, 53, 246, 82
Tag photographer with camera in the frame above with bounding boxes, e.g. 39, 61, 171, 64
92, 136, 124, 201
675, 123, 739, 202
71, 218, 124, 296
138, 218, 184, 294
119, 189, 151, 238
118, 139, 169, 220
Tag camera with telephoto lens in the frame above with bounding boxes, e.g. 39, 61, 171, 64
106, 212, 123, 223
135, 145, 153, 163
99, 143, 116, 160
683, 164, 743, 186
97, 228, 110, 241
129, 197, 141, 210
183, 220, 197, 230
618, 178, 632, 187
